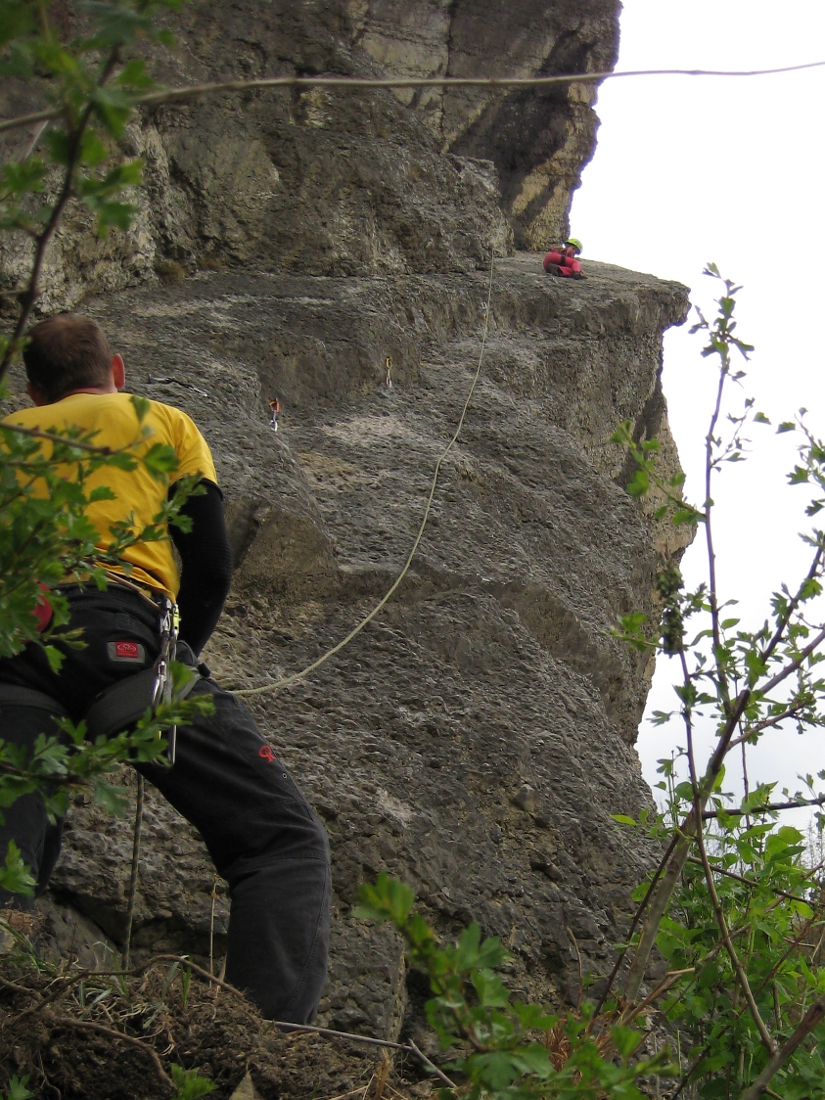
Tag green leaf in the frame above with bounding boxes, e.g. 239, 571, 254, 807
673, 506, 702, 526
0, 840, 35, 898
93, 780, 130, 817
130, 394, 151, 422
508, 1044, 553, 1077
115, 59, 155, 89
471, 968, 510, 1008
79, 128, 108, 167
169, 1064, 216, 1100
43, 128, 72, 167
610, 1023, 643, 1061
43, 644, 64, 674
142, 442, 179, 479
1, 1075, 35, 1100
0, 0, 36, 50
626, 468, 649, 498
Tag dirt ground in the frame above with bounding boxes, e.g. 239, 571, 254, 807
0, 946, 435, 1100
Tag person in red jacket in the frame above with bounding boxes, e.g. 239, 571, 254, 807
543, 238, 586, 279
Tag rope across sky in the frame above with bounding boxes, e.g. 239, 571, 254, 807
2, 60, 825, 134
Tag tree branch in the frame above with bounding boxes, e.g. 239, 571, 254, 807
0, 46, 122, 385
738, 999, 825, 1100
692, 811, 775, 1054
47, 1015, 173, 1090
728, 702, 815, 749
761, 545, 825, 666
684, 856, 809, 904
761, 626, 825, 695
1, 421, 117, 455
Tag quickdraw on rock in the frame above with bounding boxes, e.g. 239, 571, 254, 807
269, 397, 280, 431
385, 356, 393, 389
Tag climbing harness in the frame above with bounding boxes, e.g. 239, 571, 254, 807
268, 397, 280, 431
0, 580, 193, 966
235, 250, 496, 700
0, 588, 184, 759
81, 585, 186, 768
384, 356, 393, 390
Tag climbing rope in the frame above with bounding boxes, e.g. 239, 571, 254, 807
121, 254, 495, 937
123, 772, 145, 968
235, 250, 496, 699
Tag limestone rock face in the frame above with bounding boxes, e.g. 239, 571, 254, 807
1, 0, 614, 307
352, 0, 620, 248
1, 0, 692, 1047
6, 257, 689, 1038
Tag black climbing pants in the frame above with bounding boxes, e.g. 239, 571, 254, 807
0, 586, 330, 1024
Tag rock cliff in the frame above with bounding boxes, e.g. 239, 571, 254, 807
2, 0, 618, 303
1, 0, 690, 1051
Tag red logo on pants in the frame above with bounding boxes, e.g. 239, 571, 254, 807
259, 745, 276, 763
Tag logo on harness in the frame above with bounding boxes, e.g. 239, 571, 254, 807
107, 641, 145, 663
259, 745, 276, 763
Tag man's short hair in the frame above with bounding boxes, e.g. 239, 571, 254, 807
23, 315, 112, 403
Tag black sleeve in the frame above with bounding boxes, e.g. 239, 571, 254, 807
169, 479, 233, 656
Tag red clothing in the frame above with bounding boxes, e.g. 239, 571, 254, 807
543, 250, 582, 278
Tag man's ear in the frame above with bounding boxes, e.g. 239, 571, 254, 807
26, 381, 48, 407
111, 353, 125, 390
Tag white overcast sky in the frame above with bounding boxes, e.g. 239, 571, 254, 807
570, 0, 825, 813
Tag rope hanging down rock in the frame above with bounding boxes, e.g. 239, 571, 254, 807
234, 250, 497, 699
121, 253, 495, 962
123, 773, 145, 968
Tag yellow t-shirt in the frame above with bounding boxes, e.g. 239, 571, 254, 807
2, 391, 218, 599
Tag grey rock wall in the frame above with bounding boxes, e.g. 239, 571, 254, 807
353, 0, 620, 247
1, 0, 615, 307
1, 0, 693, 1045
4, 256, 689, 1038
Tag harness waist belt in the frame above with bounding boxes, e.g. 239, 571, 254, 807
0, 663, 200, 744
85, 667, 160, 742
86, 662, 201, 743
0, 684, 70, 717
